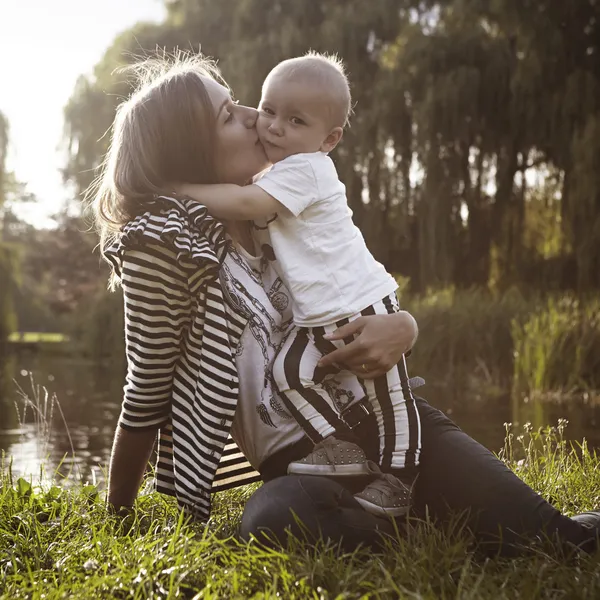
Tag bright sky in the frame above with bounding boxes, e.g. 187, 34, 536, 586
0, 0, 167, 228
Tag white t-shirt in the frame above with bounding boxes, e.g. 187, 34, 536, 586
225, 240, 366, 469
254, 152, 398, 327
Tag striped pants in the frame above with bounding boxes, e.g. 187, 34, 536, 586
272, 294, 421, 470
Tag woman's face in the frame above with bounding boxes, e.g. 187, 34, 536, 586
202, 76, 270, 184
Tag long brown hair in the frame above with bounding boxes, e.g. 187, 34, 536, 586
89, 52, 227, 252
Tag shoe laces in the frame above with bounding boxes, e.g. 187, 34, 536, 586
364, 461, 410, 493
312, 436, 343, 467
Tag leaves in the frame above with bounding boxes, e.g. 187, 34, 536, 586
59, 0, 600, 295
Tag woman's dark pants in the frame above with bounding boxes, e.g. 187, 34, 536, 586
240, 398, 595, 555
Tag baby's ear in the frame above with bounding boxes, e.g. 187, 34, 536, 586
321, 127, 344, 152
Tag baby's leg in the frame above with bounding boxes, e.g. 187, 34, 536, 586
312, 295, 422, 472
361, 294, 421, 471
272, 325, 345, 442
363, 354, 421, 471
273, 326, 370, 476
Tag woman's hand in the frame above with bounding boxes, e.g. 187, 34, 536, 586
318, 310, 418, 379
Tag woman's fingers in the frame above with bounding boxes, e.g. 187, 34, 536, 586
323, 318, 365, 342
319, 337, 392, 374
318, 311, 417, 378
346, 364, 388, 379
317, 342, 361, 369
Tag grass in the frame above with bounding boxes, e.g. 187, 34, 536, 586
7, 333, 69, 344
401, 287, 537, 394
512, 297, 600, 396
1, 422, 600, 599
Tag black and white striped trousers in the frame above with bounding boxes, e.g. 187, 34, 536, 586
272, 293, 421, 470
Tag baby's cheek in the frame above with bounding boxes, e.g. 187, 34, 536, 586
256, 116, 269, 139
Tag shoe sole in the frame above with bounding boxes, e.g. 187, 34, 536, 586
354, 496, 410, 517
287, 462, 371, 476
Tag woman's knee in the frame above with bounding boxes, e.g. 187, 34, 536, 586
240, 475, 342, 543
239, 475, 398, 551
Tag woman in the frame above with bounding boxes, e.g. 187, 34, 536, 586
99, 54, 599, 555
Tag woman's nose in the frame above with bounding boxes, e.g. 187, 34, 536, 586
240, 106, 259, 128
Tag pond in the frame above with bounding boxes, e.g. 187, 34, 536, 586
1, 350, 600, 489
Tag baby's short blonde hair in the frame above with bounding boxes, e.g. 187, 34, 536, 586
264, 51, 352, 128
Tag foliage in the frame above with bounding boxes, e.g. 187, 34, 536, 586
513, 297, 600, 395
405, 287, 537, 391
70, 285, 125, 363
0, 111, 17, 356
2, 212, 107, 328
1, 422, 600, 598
75, 284, 600, 397
62, 0, 600, 295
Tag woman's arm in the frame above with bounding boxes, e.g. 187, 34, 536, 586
106, 244, 191, 510
107, 426, 157, 510
318, 310, 418, 379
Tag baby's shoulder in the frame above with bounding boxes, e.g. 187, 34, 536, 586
283, 152, 337, 178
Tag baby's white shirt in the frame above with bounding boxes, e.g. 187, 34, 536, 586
253, 152, 398, 327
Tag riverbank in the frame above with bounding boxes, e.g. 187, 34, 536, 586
69, 287, 600, 400
1, 424, 599, 599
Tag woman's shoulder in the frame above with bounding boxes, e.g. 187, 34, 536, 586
103, 195, 228, 282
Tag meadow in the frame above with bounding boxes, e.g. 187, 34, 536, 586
1, 422, 600, 599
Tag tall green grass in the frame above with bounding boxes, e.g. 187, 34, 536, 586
513, 296, 600, 396
405, 288, 536, 393
74, 286, 600, 396
1, 421, 600, 599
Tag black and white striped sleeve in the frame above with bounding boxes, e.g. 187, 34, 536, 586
118, 243, 191, 431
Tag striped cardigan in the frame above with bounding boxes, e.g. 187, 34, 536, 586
105, 195, 261, 521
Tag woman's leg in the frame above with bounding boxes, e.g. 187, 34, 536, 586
413, 397, 597, 554
242, 396, 598, 555
239, 474, 400, 551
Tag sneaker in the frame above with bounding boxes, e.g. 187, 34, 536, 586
571, 510, 600, 552
287, 436, 370, 476
354, 462, 413, 517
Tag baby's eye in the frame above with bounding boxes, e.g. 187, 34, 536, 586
261, 107, 275, 115
224, 111, 234, 123
290, 117, 306, 126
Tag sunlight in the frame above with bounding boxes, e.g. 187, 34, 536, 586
0, 0, 166, 227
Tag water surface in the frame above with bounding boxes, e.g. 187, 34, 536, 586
1, 351, 599, 488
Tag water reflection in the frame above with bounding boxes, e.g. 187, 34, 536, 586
1, 351, 599, 489
0, 350, 124, 488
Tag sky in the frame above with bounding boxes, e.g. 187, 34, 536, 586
0, 0, 167, 228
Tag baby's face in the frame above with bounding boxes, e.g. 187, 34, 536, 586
257, 75, 335, 163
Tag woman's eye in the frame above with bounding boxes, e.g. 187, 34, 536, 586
225, 111, 233, 123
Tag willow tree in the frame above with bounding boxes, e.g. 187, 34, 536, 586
63, 0, 600, 293
467, 0, 600, 290
0, 111, 17, 382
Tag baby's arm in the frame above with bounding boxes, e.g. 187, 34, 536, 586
177, 183, 281, 220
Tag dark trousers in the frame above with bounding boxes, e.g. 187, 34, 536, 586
240, 397, 594, 555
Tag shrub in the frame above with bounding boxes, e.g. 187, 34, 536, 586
403, 287, 536, 391
513, 296, 600, 395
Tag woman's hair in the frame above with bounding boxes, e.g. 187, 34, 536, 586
88, 52, 226, 251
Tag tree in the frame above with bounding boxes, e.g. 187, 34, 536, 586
62, 0, 600, 293
0, 110, 18, 402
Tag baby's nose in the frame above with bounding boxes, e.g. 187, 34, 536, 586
268, 121, 284, 136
